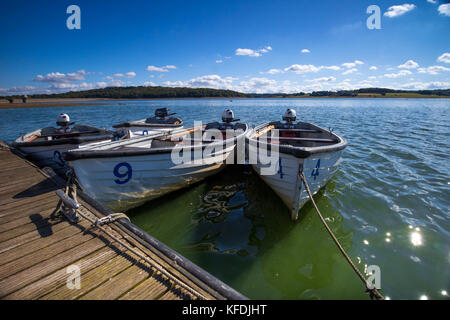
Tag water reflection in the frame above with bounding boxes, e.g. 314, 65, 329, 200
129, 165, 367, 299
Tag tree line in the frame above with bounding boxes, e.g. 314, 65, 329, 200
1, 86, 449, 100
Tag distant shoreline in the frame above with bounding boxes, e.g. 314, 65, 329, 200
1, 95, 449, 109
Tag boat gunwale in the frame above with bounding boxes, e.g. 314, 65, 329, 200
63, 123, 249, 161
112, 118, 184, 129
13, 133, 114, 147
246, 121, 348, 159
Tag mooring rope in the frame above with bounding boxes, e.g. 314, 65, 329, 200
299, 172, 384, 300
61, 173, 209, 300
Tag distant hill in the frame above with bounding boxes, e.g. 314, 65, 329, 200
1, 86, 449, 99
10, 86, 246, 99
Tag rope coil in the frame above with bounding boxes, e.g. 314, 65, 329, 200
299, 171, 384, 300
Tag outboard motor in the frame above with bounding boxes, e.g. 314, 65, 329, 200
155, 108, 169, 119
57, 113, 71, 127
218, 109, 239, 131
282, 108, 297, 124
56, 113, 73, 135
222, 109, 235, 123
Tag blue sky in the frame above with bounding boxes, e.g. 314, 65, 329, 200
0, 0, 449, 95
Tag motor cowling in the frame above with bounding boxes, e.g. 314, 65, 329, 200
155, 108, 169, 118
57, 113, 70, 127
282, 108, 297, 123
222, 109, 235, 123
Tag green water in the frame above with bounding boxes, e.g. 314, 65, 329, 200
1, 98, 449, 299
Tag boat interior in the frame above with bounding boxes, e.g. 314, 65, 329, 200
17, 125, 110, 143
252, 121, 340, 148
144, 116, 183, 126
72, 122, 248, 153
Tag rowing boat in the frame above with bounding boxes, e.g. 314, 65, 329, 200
13, 124, 113, 175
246, 109, 347, 220
113, 107, 184, 137
64, 111, 248, 211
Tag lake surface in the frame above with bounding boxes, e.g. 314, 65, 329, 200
1, 98, 449, 300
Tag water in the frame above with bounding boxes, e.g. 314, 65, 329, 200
1, 98, 449, 299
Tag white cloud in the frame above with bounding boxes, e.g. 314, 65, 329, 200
305, 76, 336, 83
265, 68, 283, 74
235, 48, 260, 57
438, 4, 450, 17
370, 66, 377, 70
437, 53, 450, 64
342, 60, 364, 68
0, 86, 44, 95
108, 71, 136, 79
342, 68, 358, 75
216, 60, 223, 63
323, 65, 341, 71
417, 65, 450, 75
239, 77, 276, 92
33, 70, 87, 83
143, 81, 157, 86
124, 72, 136, 78
235, 46, 272, 57
368, 76, 377, 80
163, 74, 237, 90
384, 70, 412, 78
48, 79, 125, 91
301, 49, 310, 53
400, 81, 450, 90
384, 4, 416, 18
146, 65, 177, 72
285, 64, 320, 73
284, 64, 340, 74
398, 60, 419, 69
427, 0, 436, 4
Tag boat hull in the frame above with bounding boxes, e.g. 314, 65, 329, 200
17, 140, 110, 175
70, 147, 234, 212
251, 149, 343, 220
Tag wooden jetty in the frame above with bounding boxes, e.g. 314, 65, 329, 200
0, 142, 245, 300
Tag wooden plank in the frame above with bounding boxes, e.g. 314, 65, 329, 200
159, 288, 186, 300
119, 272, 171, 300
79, 264, 152, 300
0, 197, 57, 222
0, 206, 59, 233
269, 137, 338, 143
40, 252, 132, 300
0, 193, 58, 213
0, 183, 57, 206
3, 247, 116, 300
0, 222, 96, 280
0, 220, 71, 255
0, 166, 38, 181
0, 173, 43, 193
0, 213, 63, 243
0, 221, 84, 266
254, 125, 275, 138
0, 236, 107, 298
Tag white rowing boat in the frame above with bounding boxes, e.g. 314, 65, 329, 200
64, 110, 248, 212
246, 109, 347, 220
13, 122, 113, 175
113, 107, 184, 137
